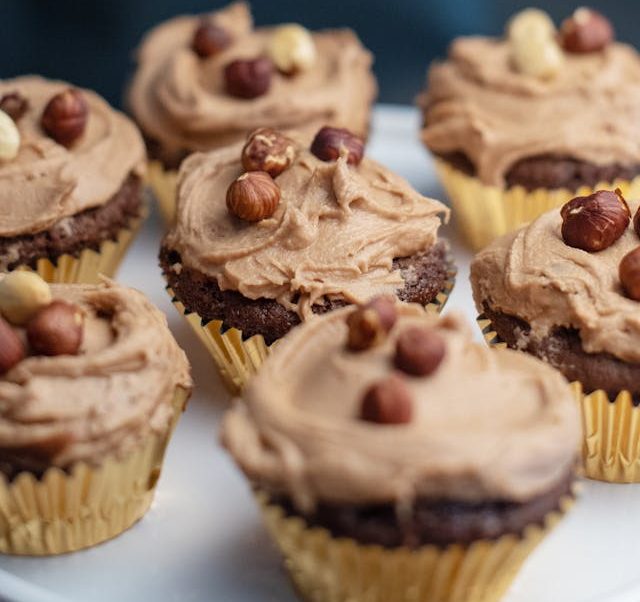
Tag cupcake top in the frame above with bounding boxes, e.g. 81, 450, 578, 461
0, 277, 191, 472
163, 127, 448, 319
471, 190, 640, 364
127, 2, 376, 163
0, 76, 146, 238
419, 8, 640, 187
222, 304, 579, 512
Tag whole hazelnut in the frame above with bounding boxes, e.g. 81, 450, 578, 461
0, 271, 52, 325
241, 128, 296, 177
346, 296, 397, 352
310, 126, 364, 166
619, 247, 640, 301
0, 92, 29, 122
394, 327, 446, 377
41, 88, 89, 147
27, 300, 84, 357
267, 24, 317, 75
0, 109, 21, 161
226, 171, 281, 222
192, 20, 232, 58
224, 57, 273, 99
360, 373, 413, 425
0, 316, 25, 375
507, 9, 556, 42
633, 206, 640, 239
560, 8, 614, 53
511, 35, 564, 79
561, 189, 630, 252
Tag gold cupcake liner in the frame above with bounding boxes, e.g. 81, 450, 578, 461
434, 159, 640, 251
256, 487, 576, 602
147, 160, 179, 226
166, 263, 456, 394
0, 386, 189, 556
478, 315, 640, 483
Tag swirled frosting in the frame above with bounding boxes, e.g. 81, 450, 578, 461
222, 307, 579, 511
0, 280, 192, 468
0, 76, 146, 237
471, 200, 640, 363
164, 140, 449, 318
127, 2, 377, 162
419, 37, 640, 186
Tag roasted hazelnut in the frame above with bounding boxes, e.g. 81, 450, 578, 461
560, 8, 614, 53
0, 271, 52, 325
561, 189, 630, 252
241, 128, 296, 177
267, 24, 316, 75
27, 301, 84, 357
619, 247, 640, 301
226, 171, 281, 222
360, 373, 413, 425
310, 126, 364, 166
41, 88, 89, 147
0, 109, 20, 161
394, 327, 446, 377
224, 57, 273, 99
192, 20, 232, 58
0, 92, 28, 122
346, 296, 397, 352
0, 316, 25, 375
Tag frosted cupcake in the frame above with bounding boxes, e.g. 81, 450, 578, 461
0, 76, 147, 283
0, 274, 191, 554
127, 2, 377, 223
222, 303, 580, 602
419, 7, 640, 249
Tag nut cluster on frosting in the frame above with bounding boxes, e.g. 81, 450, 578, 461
507, 7, 614, 79
226, 125, 365, 222
345, 297, 446, 425
189, 16, 317, 100
0, 272, 84, 375
559, 189, 640, 301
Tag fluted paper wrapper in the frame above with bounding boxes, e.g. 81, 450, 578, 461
147, 161, 179, 226
0, 387, 189, 556
166, 263, 456, 394
478, 315, 640, 483
434, 159, 640, 251
255, 488, 575, 602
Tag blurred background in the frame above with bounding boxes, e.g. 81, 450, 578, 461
1, 1, 634, 107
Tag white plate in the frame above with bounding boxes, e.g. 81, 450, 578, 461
1, 105, 640, 602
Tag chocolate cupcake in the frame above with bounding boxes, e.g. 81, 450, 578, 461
471, 188, 640, 482
222, 304, 580, 602
0, 76, 147, 283
161, 126, 454, 392
0, 274, 192, 554
127, 2, 377, 223
419, 7, 640, 250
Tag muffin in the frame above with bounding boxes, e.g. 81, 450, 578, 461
221, 303, 580, 602
0, 274, 192, 554
127, 2, 377, 224
0, 76, 147, 283
471, 187, 640, 482
160, 126, 454, 392
419, 7, 640, 250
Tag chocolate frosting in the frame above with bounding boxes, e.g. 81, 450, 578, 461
0, 76, 146, 237
419, 37, 640, 186
0, 280, 192, 468
471, 200, 640, 364
164, 141, 448, 318
222, 307, 579, 511
127, 3, 376, 159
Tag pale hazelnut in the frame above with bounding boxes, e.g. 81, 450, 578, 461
241, 128, 296, 177
507, 8, 556, 42
0, 109, 20, 161
226, 171, 281, 222
267, 24, 316, 75
0, 271, 52, 325
512, 35, 564, 79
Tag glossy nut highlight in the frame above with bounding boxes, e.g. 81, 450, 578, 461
41, 88, 89, 147
619, 247, 640, 301
560, 8, 614, 53
27, 301, 84, 356
360, 373, 413, 425
310, 126, 364, 166
226, 171, 281, 222
346, 296, 397, 352
241, 128, 296, 177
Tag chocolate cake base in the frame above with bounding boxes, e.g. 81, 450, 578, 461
160, 241, 452, 346
438, 152, 640, 192
482, 303, 640, 399
0, 174, 144, 271
269, 470, 573, 548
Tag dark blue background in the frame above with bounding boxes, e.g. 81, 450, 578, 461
1, 1, 634, 107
